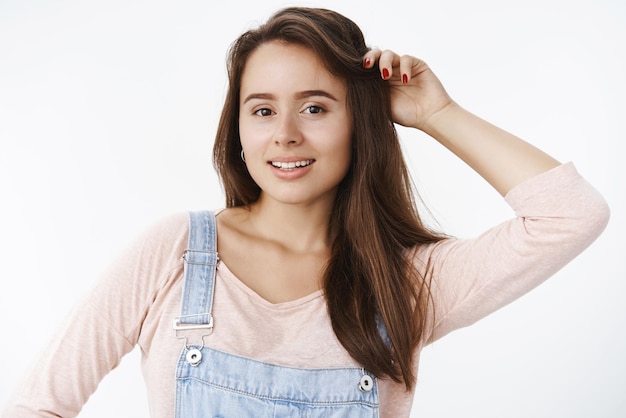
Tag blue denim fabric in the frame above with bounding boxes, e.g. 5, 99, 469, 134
174, 211, 379, 418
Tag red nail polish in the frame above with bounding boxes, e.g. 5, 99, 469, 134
382, 68, 389, 79
364, 57, 371, 67
402, 74, 408, 84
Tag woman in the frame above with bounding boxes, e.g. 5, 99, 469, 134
3, 6, 609, 418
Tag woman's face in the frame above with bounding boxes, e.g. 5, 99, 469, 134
238, 41, 352, 209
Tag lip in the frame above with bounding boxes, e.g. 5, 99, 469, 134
268, 157, 315, 180
268, 156, 314, 163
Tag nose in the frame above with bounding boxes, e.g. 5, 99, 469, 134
273, 113, 302, 146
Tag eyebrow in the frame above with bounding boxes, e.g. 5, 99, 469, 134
242, 90, 339, 104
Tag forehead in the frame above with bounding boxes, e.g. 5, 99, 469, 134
240, 41, 347, 97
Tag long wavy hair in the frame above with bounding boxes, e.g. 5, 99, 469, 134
213, 7, 444, 390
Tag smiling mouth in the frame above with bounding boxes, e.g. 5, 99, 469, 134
270, 160, 314, 170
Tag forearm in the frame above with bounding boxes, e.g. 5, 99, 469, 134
422, 102, 561, 196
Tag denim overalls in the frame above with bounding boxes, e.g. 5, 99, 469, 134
173, 211, 380, 417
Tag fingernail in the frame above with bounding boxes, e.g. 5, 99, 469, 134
382, 68, 389, 79
364, 57, 371, 67
402, 74, 408, 84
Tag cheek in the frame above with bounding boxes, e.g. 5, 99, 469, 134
238, 122, 265, 152
327, 128, 353, 180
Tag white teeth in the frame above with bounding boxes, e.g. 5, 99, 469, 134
271, 160, 313, 170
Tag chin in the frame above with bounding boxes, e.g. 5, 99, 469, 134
261, 189, 337, 208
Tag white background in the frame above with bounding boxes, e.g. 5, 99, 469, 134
1, 0, 624, 416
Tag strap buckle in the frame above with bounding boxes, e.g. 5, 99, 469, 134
173, 314, 214, 331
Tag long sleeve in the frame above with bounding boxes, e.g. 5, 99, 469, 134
416, 162, 610, 343
2, 213, 189, 417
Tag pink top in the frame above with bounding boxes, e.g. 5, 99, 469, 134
2, 163, 610, 417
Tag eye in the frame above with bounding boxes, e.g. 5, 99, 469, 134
303, 105, 324, 114
254, 108, 273, 117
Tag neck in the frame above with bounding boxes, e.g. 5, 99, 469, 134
247, 194, 333, 254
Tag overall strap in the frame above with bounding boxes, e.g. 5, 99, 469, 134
173, 210, 218, 331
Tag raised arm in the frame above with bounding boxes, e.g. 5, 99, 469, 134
361, 50, 609, 343
363, 49, 560, 196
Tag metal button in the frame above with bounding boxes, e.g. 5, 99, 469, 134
358, 374, 374, 392
186, 348, 202, 366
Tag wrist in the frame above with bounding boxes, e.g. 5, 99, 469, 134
420, 100, 461, 137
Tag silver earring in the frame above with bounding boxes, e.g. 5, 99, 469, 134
240, 150, 246, 162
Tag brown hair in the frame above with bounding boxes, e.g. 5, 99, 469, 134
213, 7, 444, 390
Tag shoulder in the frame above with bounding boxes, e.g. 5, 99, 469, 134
132, 212, 190, 252
116, 211, 213, 267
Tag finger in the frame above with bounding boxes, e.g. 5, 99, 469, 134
378, 49, 400, 80
399, 54, 416, 84
362, 48, 382, 69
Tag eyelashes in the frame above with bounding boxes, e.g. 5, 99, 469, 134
303, 105, 325, 114
252, 105, 326, 117
254, 108, 273, 117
